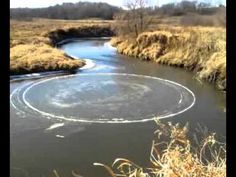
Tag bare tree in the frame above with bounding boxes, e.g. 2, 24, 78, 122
113, 0, 152, 37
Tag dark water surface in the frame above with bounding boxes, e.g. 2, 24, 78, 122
10, 39, 226, 177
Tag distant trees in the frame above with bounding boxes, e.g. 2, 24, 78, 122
10, 1, 226, 29
10, 2, 121, 20
154, 1, 225, 16
112, 0, 226, 36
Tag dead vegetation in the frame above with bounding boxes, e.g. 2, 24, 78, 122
180, 12, 226, 27
47, 26, 114, 46
10, 43, 85, 74
10, 18, 114, 74
110, 26, 226, 90
110, 1, 226, 90
93, 120, 226, 177
53, 120, 226, 177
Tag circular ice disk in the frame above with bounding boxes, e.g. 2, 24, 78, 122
15, 73, 195, 123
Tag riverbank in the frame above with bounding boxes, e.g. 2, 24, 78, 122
10, 19, 226, 90
10, 18, 114, 75
110, 26, 226, 90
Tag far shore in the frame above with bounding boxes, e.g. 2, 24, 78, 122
10, 18, 225, 90
10, 19, 114, 75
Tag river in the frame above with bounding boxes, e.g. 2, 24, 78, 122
10, 39, 226, 177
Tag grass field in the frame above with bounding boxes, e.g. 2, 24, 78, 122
10, 17, 226, 89
10, 18, 113, 74
110, 26, 226, 90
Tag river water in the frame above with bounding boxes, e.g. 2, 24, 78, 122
10, 39, 226, 177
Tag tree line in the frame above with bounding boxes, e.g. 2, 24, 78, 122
10, 2, 122, 20
10, 1, 225, 21
152, 1, 225, 16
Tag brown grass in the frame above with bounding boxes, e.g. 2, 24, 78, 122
10, 44, 85, 74
10, 18, 113, 74
110, 26, 226, 90
180, 13, 226, 27
53, 120, 226, 177
94, 120, 226, 177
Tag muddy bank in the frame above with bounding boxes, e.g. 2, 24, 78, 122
47, 26, 114, 46
110, 27, 226, 90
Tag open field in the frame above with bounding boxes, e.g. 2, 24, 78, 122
10, 18, 113, 74
10, 17, 226, 90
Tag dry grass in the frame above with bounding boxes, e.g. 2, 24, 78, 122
10, 43, 85, 74
180, 14, 226, 27
53, 120, 226, 177
93, 120, 226, 177
10, 18, 113, 74
10, 18, 113, 46
110, 26, 226, 90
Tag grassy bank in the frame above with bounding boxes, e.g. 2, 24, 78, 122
10, 18, 113, 74
110, 26, 226, 90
